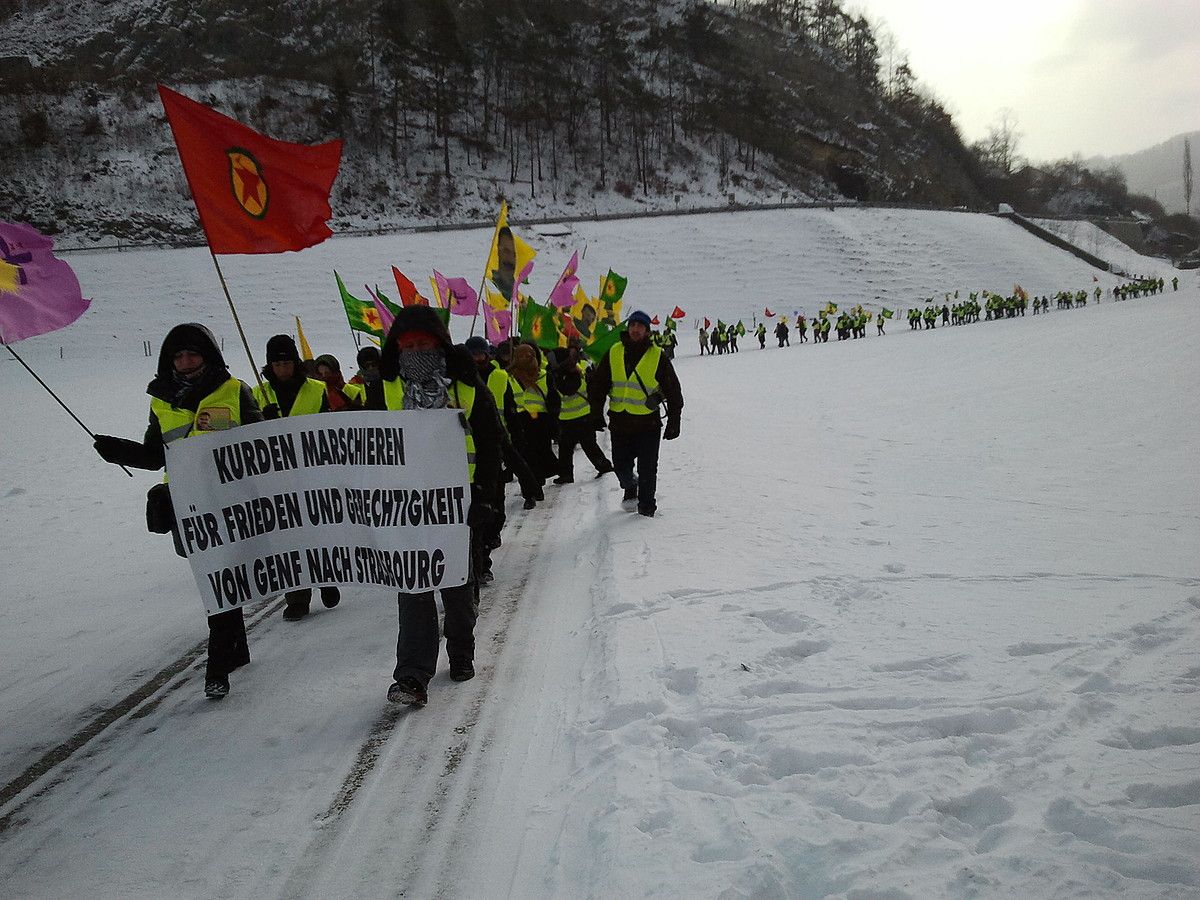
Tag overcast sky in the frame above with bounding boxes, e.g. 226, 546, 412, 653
850, 0, 1200, 161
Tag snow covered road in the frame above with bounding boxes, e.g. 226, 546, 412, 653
2, 208, 1198, 897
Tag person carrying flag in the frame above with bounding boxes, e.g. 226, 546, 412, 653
549, 337, 613, 484
253, 335, 341, 621
92, 323, 263, 700
588, 310, 683, 518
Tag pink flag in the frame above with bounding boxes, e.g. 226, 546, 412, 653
548, 250, 580, 308
432, 270, 479, 316
511, 260, 535, 307
364, 284, 395, 334
0, 222, 91, 343
484, 305, 512, 345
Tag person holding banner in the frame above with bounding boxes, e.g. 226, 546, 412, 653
92, 323, 263, 700
367, 307, 502, 707
253, 334, 342, 621
588, 310, 684, 518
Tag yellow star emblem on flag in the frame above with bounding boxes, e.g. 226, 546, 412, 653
227, 147, 268, 219
362, 306, 382, 332
0, 259, 20, 294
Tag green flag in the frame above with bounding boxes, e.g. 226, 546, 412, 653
336, 271, 384, 337
881, 307, 894, 319
600, 270, 628, 306
518, 300, 562, 349
584, 321, 623, 362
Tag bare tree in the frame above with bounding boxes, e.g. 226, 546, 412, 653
1185, 136, 1193, 216
980, 108, 1023, 177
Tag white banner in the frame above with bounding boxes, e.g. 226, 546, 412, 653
164, 409, 471, 616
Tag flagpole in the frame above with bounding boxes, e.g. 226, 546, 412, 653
4, 342, 134, 478
208, 250, 264, 390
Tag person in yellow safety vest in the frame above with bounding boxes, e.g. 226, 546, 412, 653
506, 341, 560, 484
549, 337, 613, 484
348, 345, 381, 392
313, 353, 364, 411
465, 335, 542, 582
253, 335, 341, 622
587, 310, 684, 518
366, 306, 502, 708
92, 323, 263, 700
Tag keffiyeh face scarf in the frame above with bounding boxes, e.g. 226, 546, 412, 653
396, 350, 450, 409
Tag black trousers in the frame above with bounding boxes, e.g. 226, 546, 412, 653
611, 427, 661, 510
283, 586, 340, 611
206, 608, 249, 679
558, 418, 611, 479
394, 534, 479, 686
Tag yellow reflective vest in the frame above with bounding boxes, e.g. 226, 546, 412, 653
559, 362, 591, 421
252, 378, 326, 417
381, 377, 477, 482
150, 378, 245, 445
608, 343, 662, 415
150, 378, 245, 482
511, 372, 550, 418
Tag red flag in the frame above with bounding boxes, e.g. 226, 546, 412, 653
392, 266, 427, 306
651, 315, 661, 325
670, 305, 686, 319
158, 85, 342, 254
764, 307, 776, 317
704, 317, 711, 329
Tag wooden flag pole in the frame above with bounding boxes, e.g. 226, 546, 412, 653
4, 341, 134, 478
208, 250, 265, 390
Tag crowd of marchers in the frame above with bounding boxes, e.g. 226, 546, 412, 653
91, 307, 682, 709
690, 274, 1180, 352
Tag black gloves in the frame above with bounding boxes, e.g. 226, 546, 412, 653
262, 403, 281, 420
94, 434, 131, 464
663, 419, 681, 441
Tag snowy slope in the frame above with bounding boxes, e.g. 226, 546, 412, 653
1030, 217, 1163, 277
1, 208, 1197, 897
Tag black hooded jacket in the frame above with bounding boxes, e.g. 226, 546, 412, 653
365, 306, 501, 497
100, 323, 262, 469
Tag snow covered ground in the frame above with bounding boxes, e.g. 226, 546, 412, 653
2, 208, 1198, 897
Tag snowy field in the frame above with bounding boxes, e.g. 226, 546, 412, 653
2, 208, 1198, 897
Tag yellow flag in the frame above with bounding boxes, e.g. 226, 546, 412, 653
295, 316, 314, 361
485, 287, 508, 310
485, 201, 536, 296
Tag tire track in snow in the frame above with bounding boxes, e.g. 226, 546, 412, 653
279, 490, 558, 898
0, 594, 288, 833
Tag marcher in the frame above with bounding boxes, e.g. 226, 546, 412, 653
466, 336, 540, 582
755, 322, 767, 349
92, 323, 263, 699
549, 337, 613, 484
588, 310, 683, 517
774, 319, 789, 347
699, 326, 710, 356
253, 335, 340, 621
314, 353, 364, 410
367, 307, 502, 707
506, 342, 559, 483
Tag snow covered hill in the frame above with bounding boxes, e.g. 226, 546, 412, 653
1, 207, 1197, 897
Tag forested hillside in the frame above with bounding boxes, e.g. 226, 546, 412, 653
1, 0, 993, 242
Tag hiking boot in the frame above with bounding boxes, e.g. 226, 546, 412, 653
622, 483, 639, 502
553, 475, 574, 484
387, 676, 427, 707
638, 504, 656, 518
479, 568, 495, 585
204, 676, 230, 699
449, 664, 476, 683
282, 605, 309, 621
595, 463, 614, 477
523, 497, 537, 510
321, 587, 340, 609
